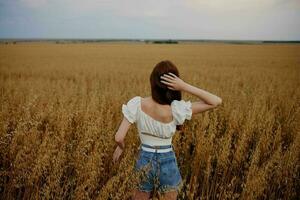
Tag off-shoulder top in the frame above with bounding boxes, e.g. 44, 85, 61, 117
122, 96, 192, 146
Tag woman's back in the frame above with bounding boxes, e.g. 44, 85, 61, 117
141, 96, 174, 124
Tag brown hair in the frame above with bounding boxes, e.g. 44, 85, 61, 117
150, 60, 183, 131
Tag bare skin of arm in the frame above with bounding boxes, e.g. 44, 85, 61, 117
160, 72, 222, 114
113, 117, 131, 163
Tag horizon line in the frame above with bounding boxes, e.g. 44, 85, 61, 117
0, 37, 300, 42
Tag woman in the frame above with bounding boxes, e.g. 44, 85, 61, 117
113, 60, 222, 200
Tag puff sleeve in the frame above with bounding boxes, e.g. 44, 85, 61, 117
171, 99, 193, 125
122, 96, 140, 124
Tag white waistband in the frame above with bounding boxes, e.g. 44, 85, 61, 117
141, 146, 173, 153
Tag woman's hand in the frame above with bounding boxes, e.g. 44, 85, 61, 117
160, 72, 188, 91
113, 146, 124, 163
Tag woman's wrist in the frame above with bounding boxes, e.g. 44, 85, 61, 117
116, 141, 125, 150
181, 82, 190, 92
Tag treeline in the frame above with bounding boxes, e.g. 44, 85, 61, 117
1, 39, 300, 45
145, 40, 178, 44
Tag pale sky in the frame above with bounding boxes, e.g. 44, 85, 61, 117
0, 0, 299, 40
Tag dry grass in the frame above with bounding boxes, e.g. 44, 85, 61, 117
0, 42, 299, 200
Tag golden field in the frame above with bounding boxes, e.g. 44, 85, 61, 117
0, 42, 299, 200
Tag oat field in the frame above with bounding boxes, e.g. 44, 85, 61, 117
0, 42, 299, 200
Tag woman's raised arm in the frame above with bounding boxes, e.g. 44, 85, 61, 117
160, 72, 222, 114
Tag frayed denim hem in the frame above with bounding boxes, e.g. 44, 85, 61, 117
158, 180, 183, 194
136, 187, 152, 193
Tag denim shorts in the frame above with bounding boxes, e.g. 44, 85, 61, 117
133, 144, 183, 194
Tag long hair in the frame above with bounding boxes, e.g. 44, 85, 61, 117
150, 60, 183, 131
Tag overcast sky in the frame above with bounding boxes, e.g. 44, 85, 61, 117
0, 0, 299, 40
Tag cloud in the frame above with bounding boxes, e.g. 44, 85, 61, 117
186, 0, 300, 13
19, 0, 48, 8
16, 0, 183, 18
1, 0, 299, 39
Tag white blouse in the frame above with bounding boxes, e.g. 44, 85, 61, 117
122, 96, 192, 146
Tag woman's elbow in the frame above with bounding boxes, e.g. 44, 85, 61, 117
212, 98, 222, 107
217, 98, 222, 105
